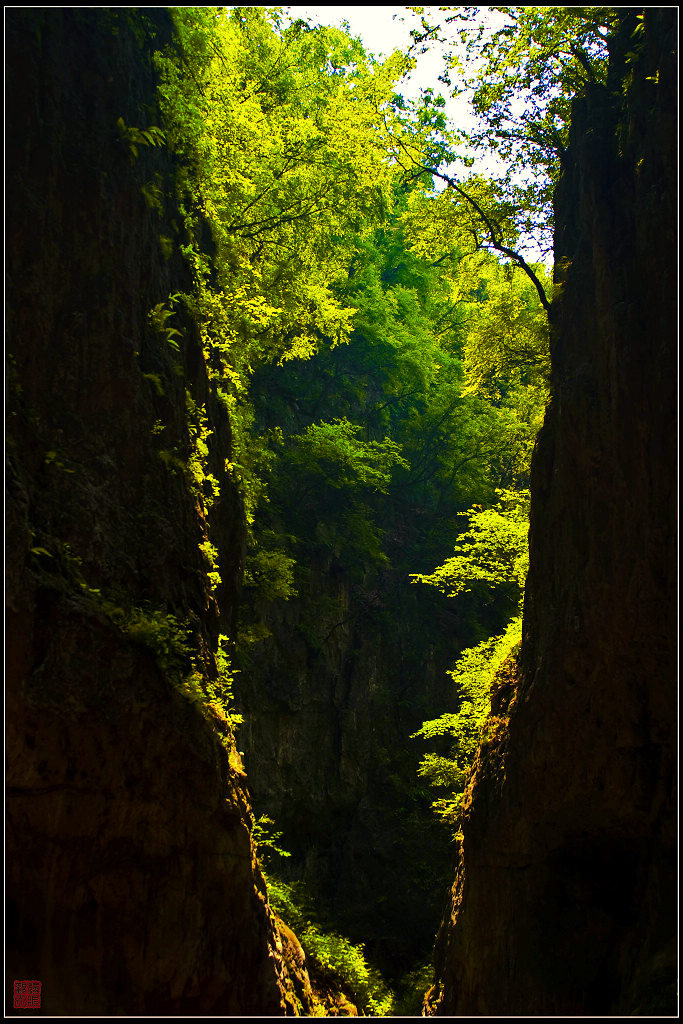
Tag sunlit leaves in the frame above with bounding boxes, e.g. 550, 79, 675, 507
411, 484, 530, 826
401, 175, 520, 264
412, 488, 529, 599
155, 7, 414, 366
449, 6, 617, 164
460, 260, 550, 400
152, 7, 423, 532
289, 418, 409, 494
411, 616, 522, 824
399, 6, 618, 257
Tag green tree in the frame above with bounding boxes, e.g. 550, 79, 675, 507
411, 488, 529, 601
153, 7, 413, 531
411, 617, 522, 823
404, 6, 618, 258
152, 6, 555, 950
451, 7, 618, 169
411, 490, 529, 825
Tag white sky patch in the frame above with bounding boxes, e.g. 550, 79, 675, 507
285, 6, 414, 57
286, 7, 462, 109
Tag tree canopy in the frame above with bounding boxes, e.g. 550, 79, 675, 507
404, 6, 618, 257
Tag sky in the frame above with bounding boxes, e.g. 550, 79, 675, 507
287, 6, 418, 56
285, 6, 469, 119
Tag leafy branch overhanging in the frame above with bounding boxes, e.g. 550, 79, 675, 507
422, 165, 552, 315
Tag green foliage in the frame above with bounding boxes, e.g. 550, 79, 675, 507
289, 418, 409, 495
459, 263, 551, 402
43, 449, 76, 474
150, 6, 423, 538
148, 5, 550, 625
403, 173, 516, 261
185, 389, 221, 511
198, 539, 221, 592
244, 197, 548, 624
405, 6, 618, 252
148, 295, 183, 351
244, 543, 297, 602
177, 633, 243, 733
266, 874, 395, 1016
116, 115, 166, 163
141, 174, 165, 213
92, 595, 242, 734
212, 633, 243, 728
412, 616, 521, 823
133, 1, 556, 980
251, 815, 292, 861
412, 488, 529, 825
453, 7, 617, 165
390, 960, 434, 1017
412, 488, 529, 599
154, 6, 405, 358
143, 372, 165, 397
107, 603, 192, 674
28, 534, 95, 594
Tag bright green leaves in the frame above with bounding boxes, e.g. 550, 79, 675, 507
180, 633, 243, 734
154, 7, 404, 368
411, 617, 522, 824
398, 7, 620, 263
412, 488, 529, 601
402, 174, 519, 264
460, 261, 550, 401
450, 6, 617, 166
412, 488, 529, 828
447, 7, 616, 249
266, 874, 395, 1016
151, 7, 426, 555
289, 418, 409, 495
144, 11, 554, 827
399, 179, 550, 486
251, 815, 291, 861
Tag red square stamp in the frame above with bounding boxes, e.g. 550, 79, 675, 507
13, 981, 41, 1009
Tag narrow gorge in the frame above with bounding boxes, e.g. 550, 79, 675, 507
6, 7, 677, 1018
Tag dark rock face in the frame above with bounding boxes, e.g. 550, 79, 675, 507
6, 10, 309, 1015
238, 569, 459, 972
427, 10, 677, 1016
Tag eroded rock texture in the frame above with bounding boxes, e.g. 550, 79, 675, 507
6, 10, 310, 1015
427, 10, 677, 1016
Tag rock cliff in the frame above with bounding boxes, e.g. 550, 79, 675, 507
426, 9, 677, 1016
238, 567, 461, 972
6, 10, 311, 1015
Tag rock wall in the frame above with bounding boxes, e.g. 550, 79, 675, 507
238, 566, 461, 974
6, 10, 310, 1015
426, 10, 677, 1016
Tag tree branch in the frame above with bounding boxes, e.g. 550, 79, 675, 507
424, 166, 552, 316
569, 42, 599, 83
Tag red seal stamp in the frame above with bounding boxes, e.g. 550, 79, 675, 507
13, 981, 41, 1009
